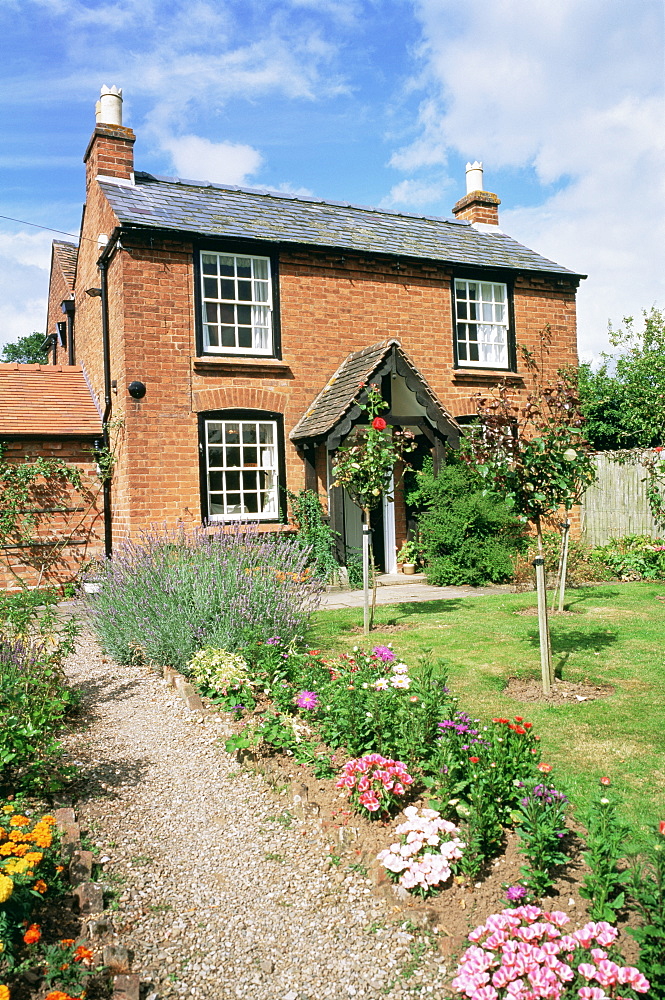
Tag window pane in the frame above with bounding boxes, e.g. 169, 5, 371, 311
254, 280, 269, 302
237, 305, 251, 325
226, 471, 240, 491
244, 447, 257, 466
238, 327, 252, 348
209, 495, 225, 513
203, 277, 218, 299
208, 447, 224, 467
242, 470, 258, 491
259, 424, 274, 444
206, 326, 219, 347
237, 280, 252, 301
253, 258, 269, 280
467, 283, 477, 299
219, 256, 234, 276
221, 327, 236, 347
470, 343, 479, 361
226, 447, 241, 467
236, 258, 251, 277
220, 304, 234, 324
220, 279, 235, 300
205, 303, 219, 323
242, 424, 257, 444
207, 423, 223, 444
224, 423, 240, 443
254, 327, 269, 350
209, 472, 225, 492
244, 493, 259, 513
260, 446, 275, 468
202, 254, 218, 275
226, 493, 241, 508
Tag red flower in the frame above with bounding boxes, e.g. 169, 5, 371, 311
469, 757, 480, 764
600, 776, 611, 786
654, 446, 664, 452
23, 923, 41, 944
523, 722, 533, 729
514, 716, 523, 722
372, 417, 387, 431
659, 820, 665, 835
537, 763, 553, 773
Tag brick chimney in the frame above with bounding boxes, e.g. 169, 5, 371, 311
452, 161, 500, 226
84, 86, 135, 190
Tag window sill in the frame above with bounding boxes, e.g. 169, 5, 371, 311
194, 356, 292, 374
453, 368, 523, 384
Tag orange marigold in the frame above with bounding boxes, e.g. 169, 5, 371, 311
60, 939, 76, 947
33, 880, 48, 894
23, 923, 41, 944
8, 844, 28, 857
24, 852, 43, 865
0, 984, 10, 1000
0, 843, 14, 855
45, 993, 79, 1000
9, 816, 29, 827
74, 946, 94, 965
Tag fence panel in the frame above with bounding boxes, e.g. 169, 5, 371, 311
581, 452, 661, 545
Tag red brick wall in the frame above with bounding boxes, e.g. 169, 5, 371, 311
0, 438, 104, 591
71, 162, 580, 542
46, 256, 71, 366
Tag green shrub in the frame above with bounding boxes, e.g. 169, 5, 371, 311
592, 534, 665, 581
287, 489, 339, 582
407, 458, 526, 586
0, 593, 79, 792
85, 524, 323, 671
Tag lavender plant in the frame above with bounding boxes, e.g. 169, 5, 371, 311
84, 524, 324, 672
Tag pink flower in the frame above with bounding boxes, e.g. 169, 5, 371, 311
618, 967, 650, 992
578, 963, 598, 980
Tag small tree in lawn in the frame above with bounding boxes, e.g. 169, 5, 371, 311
331, 384, 415, 633
466, 372, 595, 694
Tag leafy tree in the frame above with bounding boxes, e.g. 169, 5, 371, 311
577, 307, 665, 450
466, 371, 595, 694
0, 331, 49, 365
407, 456, 526, 587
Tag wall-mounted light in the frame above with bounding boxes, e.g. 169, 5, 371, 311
128, 380, 146, 400
85, 287, 102, 297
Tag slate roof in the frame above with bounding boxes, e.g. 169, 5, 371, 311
99, 174, 584, 279
0, 365, 101, 437
290, 339, 461, 447
52, 240, 78, 289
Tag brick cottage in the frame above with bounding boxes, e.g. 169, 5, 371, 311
40, 85, 584, 575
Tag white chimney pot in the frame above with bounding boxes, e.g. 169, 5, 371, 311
465, 161, 484, 194
98, 85, 123, 127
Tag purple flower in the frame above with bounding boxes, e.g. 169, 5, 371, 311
372, 645, 396, 662
266, 636, 282, 645
505, 885, 527, 903
296, 690, 319, 710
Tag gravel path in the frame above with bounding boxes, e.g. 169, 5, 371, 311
62, 631, 451, 1000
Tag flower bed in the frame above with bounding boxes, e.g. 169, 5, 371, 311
203, 639, 662, 996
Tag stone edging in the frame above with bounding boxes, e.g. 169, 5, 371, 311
53, 807, 140, 1000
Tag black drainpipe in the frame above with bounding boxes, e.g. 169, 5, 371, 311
97, 228, 122, 559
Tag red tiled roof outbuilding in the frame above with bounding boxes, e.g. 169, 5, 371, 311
0, 365, 101, 437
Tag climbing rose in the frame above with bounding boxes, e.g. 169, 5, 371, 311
372, 417, 387, 430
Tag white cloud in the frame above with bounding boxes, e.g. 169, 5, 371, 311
160, 135, 263, 185
0, 230, 53, 349
388, 0, 665, 357
380, 177, 449, 209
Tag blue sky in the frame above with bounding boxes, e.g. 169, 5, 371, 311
0, 0, 663, 360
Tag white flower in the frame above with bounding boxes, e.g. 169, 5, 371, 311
390, 675, 411, 689
373, 678, 389, 690
392, 663, 409, 674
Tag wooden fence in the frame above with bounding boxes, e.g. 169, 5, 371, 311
581, 452, 661, 545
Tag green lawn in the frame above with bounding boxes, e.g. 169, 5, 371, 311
309, 581, 665, 837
